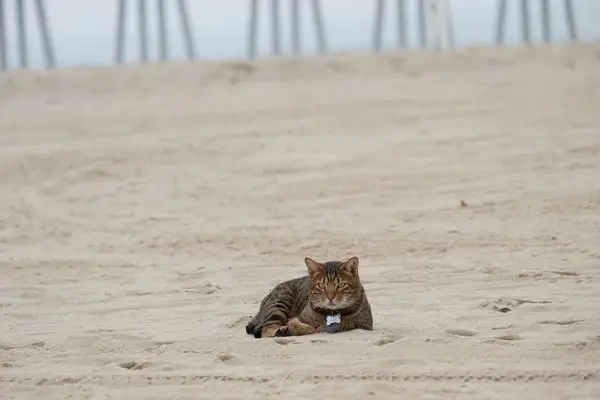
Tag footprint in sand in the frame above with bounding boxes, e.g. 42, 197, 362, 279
119, 361, 153, 370
517, 270, 580, 281
480, 297, 551, 313
215, 353, 243, 365
173, 267, 206, 281
224, 315, 253, 329
481, 334, 523, 344
118, 360, 185, 371
183, 282, 221, 295
152, 340, 176, 346
574, 336, 600, 351
373, 334, 402, 346
274, 338, 296, 345
539, 319, 583, 326
491, 324, 514, 331
446, 329, 478, 337
494, 334, 523, 341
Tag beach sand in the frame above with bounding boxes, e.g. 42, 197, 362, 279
1, 43, 600, 399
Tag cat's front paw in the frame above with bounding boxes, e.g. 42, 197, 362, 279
275, 326, 290, 337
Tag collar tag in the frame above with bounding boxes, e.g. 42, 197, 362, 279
326, 313, 341, 326
324, 313, 341, 333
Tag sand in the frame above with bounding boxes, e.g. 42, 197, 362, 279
1, 43, 600, 399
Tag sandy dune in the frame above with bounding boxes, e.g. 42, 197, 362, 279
1, 43, 600, 399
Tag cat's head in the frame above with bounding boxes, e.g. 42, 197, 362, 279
304, 256, 362, 311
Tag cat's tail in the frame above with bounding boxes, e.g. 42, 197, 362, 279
247, 280, 297, 338
245, 318, 262, 338
256, 299, 293, 338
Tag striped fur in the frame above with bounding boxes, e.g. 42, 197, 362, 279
245, 256, 373, 338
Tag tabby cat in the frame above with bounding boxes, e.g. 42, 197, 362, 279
245, 256, 373, 338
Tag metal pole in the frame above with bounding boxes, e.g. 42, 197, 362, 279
540, 0, 550, 42
417, 0, 427, 48
138, 0, 148, 62
177, 0, 196, 60
157, 0, 168, 61
520, 0, 530, 43
290, 0, 301, 54
495, 0, 507, 44
310, 0, 327, 53
564, 0, 577, 41
271, 0, 280, 55
16, 0, 27, 68
248, 0, 259, 59
373, 0, 385, 51
0, 0, 6, 70
397, 0, 406, 49
34, 0, 56, 68
115, 0, 126, 64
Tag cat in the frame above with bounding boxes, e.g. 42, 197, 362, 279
245, 256, 373, 338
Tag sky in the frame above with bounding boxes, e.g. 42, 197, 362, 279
2, 0, 600, 70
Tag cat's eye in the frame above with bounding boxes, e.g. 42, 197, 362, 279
338, 283, 350, 289
315, 283, 326, 290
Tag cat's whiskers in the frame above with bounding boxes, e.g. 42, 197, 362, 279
313, 297, 354, 311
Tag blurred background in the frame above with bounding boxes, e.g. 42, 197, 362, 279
1, 0, 599, 70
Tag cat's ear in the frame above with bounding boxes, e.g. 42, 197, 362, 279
342, 256, 359, 276
304, 257, 324, 277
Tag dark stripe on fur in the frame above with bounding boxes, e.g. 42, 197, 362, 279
264, 313, 287, 325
